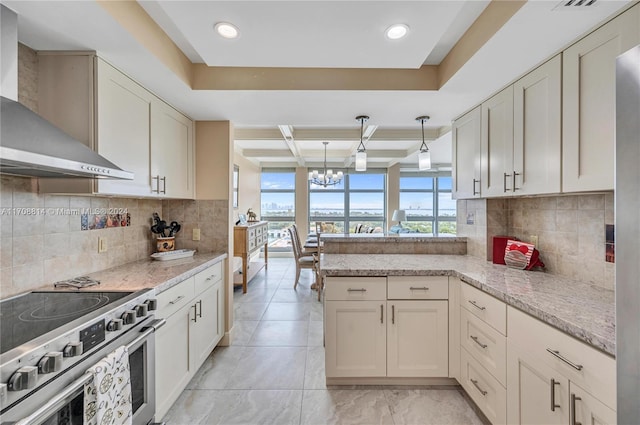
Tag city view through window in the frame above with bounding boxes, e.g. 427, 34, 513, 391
260, 170, 457, 252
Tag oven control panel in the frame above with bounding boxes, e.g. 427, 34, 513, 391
0, 290, 157, 411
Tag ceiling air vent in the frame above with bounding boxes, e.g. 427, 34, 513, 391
553, 0, 598, 10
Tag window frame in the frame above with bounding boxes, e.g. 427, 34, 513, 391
260, 168, 297, 252
399, 171, 456, 236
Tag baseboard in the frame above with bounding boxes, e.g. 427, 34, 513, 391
219, 330, 231, 347
325, 377, 458, 386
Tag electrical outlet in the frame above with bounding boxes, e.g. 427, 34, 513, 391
530, 234, 538, 246
98, 237, 107, 253
192, 228, 201, 241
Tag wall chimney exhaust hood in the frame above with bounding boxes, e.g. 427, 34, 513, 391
0, 96, 134, 179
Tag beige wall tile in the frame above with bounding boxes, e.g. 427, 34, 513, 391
577, 210, 605, 235
578, 194, 605, 210
0, 215, 12, 238
556, 196, 578, 210
13, 235, 43, 267
43, 233, 70, 259
12, 177, 42, 207
0, 238, 12, 269
556, 210, 578, 233
0, 268, 13, 298
12, 213, 44, 237
12, 262, 44, 292
1, 176, 14, 207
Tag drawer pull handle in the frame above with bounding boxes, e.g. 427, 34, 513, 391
468, 300, 486, 311
347, 288, 367, 292
470, 378, 488, 396
169, 295, 185, 305
391, 305, 395, 324
470, 335, 488, 349
409, 286, 429, 291
503, 172, 512, 192
571, 393, 582, 425
546, 349, 583, 371
191, 303, 198, 322
473, 178, 480, 196
205, 275, 216, 281
550, 378, 561, 411
380, 304, 383, 324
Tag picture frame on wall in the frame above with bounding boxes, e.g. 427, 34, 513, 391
233, 164, 239, 209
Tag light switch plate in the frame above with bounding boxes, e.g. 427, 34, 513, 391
98, 237, 107, 253
192, 228, 201, 241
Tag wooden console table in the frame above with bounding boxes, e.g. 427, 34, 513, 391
233, 221, 268, 293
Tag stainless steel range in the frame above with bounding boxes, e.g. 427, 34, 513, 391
0, 288, 164, 425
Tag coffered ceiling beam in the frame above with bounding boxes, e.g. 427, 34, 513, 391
278, 125, 305, 166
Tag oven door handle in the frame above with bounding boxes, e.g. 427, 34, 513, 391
13, 319, 166, 425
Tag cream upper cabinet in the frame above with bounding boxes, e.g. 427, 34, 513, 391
480, 86, 514, 198
150, 99, 195, 199
513, 55, 562, 195
562, 5, 640, 192
96, 58, 154, 197
452, 106, 481, 199
37, 54, 195, 199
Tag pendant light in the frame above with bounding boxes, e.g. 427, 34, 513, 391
355, 115, 369, 172
416, 115, 431, 171
308, 142, 343, 187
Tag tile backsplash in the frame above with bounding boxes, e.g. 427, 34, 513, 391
0, 175, 161, 297
458, 193, 615, 289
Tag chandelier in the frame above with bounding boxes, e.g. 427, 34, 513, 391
308, 142, 343, 187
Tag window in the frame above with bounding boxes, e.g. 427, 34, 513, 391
261, 169, 296, 251
399, 173, 456, 236
309, 170, 386, 233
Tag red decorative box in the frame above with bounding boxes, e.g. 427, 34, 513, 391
492, 236, 518, 264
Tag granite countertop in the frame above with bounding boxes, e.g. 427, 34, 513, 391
54, 252, 227, 295
320, 234, 467, 243
320, 254, 615, 356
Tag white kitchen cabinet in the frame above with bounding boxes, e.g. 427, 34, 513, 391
150, 99, 195, 199
570, 382, 616, 425
155, 263, 225, 419
37, 54, 195, 198
506, 342, 568, 425
387, 300, 448, 377
452, 106, 481, 199
461, 348, 508, 425
480, 86, 514, 198
562, 5, 640, 192
506, 307, 616, 425
513, 55, 562, 195
324, 276, 449, 380
324, 300, 387, 378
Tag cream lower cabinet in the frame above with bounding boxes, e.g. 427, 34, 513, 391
506, 306, 616, 425
324, 276, 449, 380
155, 263, 225, 419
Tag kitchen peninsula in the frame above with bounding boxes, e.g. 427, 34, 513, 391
320, 253, 616, 424
320, 233, 467, 254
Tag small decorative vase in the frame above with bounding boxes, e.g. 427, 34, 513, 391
157, 236, 175, 252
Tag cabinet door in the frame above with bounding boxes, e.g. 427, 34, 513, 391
95, 58, 154, 196
507, 342, 569, 425
452, 106, 481, 199
191, 283, 223, 369
150, 99, 195, 199
562, 6, 640, 192
481, 86, 514, 197
513, 55, 561, 195
155, 302, 194, 420
325, 301, 386, 377
570, 382, 616, 425
387, 300, 448, 377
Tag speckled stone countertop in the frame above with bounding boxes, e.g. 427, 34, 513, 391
54, 252, 227, 295
319, 234, 467, 243
320, 254, 615, 356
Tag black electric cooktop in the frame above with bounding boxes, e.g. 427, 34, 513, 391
0, 291, 133, 355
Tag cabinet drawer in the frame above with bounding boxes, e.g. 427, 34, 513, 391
387, 276, 448, 300
194, 262, 223, 294
461, 348, 507, 425
248, 239, 256, 251
248, 228, 256, 239
460, 308, 506, 386
325, 277, 387, 301
508, 306, 616, 409
256, 226, 263, 236
460, 283, 506, 335
156, 277, 195, 319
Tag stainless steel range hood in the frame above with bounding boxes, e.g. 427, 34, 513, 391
0, 4, 132, 180
0, 96, 133, 179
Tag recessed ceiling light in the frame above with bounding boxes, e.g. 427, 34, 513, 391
214, 22, 239, 39
385, 24, 409, 40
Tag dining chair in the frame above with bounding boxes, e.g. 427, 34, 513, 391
287, 226, 317, 289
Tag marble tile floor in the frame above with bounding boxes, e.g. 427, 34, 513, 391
163, 258, 488, 425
